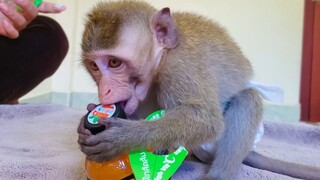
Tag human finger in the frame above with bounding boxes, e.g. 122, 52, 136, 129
1, 18, 19, 38
0, 2, 27, 30
38, 2, 65, 13
13, 0, 38, 22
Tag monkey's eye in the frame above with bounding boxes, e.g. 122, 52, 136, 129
89, 62, 99, 71
108, 58, 122, 68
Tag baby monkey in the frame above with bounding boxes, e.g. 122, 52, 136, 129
77, 1, 320, 179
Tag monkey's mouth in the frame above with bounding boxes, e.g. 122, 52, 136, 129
115, 97, 138, 116
119, 101, 127, 111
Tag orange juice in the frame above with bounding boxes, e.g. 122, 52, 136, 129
84, 104, 134, 179
85, 154, 134, 180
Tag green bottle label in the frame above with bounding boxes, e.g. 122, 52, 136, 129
145, 110, 166, 121
129, 110, 188, 180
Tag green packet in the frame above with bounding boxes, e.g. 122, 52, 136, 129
129, 110, 188, 180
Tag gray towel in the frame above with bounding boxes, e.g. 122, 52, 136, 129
0, 103, 319, 180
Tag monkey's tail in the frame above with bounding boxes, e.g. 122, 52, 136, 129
243, 151, 320, 180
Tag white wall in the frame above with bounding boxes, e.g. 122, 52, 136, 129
22, 0, 304, 107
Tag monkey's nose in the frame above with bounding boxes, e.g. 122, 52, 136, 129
99, 89, 112, 104
105, 89, 111, 96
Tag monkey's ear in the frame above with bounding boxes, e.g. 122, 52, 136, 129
151, 8, 179, 49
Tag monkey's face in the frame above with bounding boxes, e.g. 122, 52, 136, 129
83, 27, 159, 115
82, 4, 179, 115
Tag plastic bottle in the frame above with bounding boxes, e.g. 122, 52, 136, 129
83, 103, 134, 180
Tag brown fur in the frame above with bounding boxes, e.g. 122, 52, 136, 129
78, 1, 320, 179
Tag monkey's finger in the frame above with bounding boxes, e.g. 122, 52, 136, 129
78, 134, 89, 145
87, 153, 114, 163
86, 103, 97, 111
77, 126, 92, 136
86, 145, 119, 162
80, 143, 105, 156
38, 2, 65, 13
76, 124, 82, 134
87, 155, 106, 163
97, 118, 112, 127
81, 134, 108, 146
77, 116, 92, 135
100, 117, 127, 127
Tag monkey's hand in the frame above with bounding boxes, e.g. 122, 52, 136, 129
78, 117, 146, 162
76, 103, 98, 139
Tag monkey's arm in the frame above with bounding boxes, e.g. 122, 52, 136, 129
146, 102, 224, 149
78, 99, 224, 162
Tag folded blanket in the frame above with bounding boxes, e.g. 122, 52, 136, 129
0, 104, 319, 180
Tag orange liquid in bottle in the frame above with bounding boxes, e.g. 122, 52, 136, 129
85, 154, 134, 180
84, 104, 134, 179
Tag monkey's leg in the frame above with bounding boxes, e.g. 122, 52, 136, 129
206, 88, 262, 180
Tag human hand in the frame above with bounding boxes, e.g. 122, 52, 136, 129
0, 0, 65, 39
